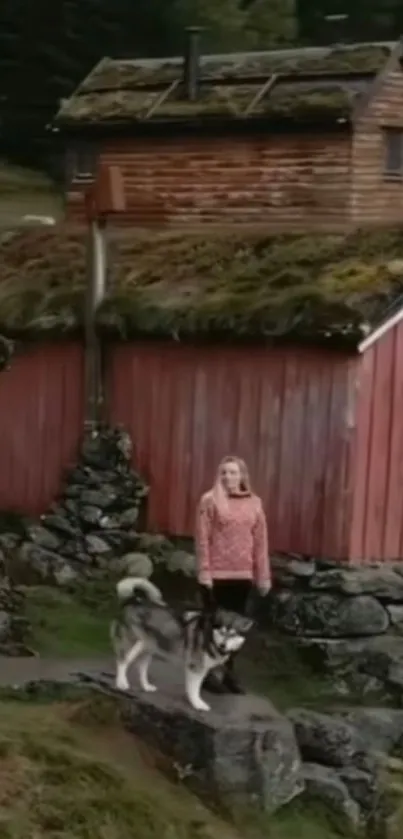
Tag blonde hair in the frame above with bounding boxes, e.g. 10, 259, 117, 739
203, 455, 252, 512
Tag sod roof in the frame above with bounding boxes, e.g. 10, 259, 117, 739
56, 42, 395, 125
1, 226, 403, 346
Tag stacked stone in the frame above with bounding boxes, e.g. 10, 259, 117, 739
3, 425, 149, 585
0, 552, 32, 655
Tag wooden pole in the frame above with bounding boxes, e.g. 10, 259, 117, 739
83, 164, 125, 429
84, 216, 107, 426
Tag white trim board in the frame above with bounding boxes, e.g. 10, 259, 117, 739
358, 304, 403, 353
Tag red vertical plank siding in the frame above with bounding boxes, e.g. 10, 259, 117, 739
350, 320, 403, 562
349, 348, 375, 560
0, 342, 84, 515
364, 331, 395, 559
384, 325, 403, 558
107, 341, 356, 557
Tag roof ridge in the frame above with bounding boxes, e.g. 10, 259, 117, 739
103, 41, 396, 68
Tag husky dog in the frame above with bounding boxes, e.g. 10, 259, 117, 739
110, 577, 252, 712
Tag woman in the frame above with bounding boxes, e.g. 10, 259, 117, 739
195, 455, 271, 695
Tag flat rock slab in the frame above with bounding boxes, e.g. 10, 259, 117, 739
83, 655, 304, 814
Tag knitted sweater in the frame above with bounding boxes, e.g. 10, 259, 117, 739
195, 492, 270, 587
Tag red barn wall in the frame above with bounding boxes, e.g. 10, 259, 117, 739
350, 320, 403, 562
0, 342, 84, 515
107, 341, 357, 558
66, 133, 351, 231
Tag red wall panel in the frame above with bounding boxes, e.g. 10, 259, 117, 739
0, 342, 84, 515
107, 341, 357, 558
350, 321, 403, 561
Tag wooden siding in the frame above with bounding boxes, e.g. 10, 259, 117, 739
107, 341, 357, 558
0, 342, 84, 515
350, 319, 403, 561
66, 133, 351, 231
351, 58, 403, 225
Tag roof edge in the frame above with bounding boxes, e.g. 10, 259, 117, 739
352, 37, 403, 123
358, 301, 403, 353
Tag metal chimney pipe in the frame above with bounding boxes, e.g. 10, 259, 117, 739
184, 26, 203, 101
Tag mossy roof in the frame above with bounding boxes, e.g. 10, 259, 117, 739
1, 226, 403, 346
56, 42, 394, 125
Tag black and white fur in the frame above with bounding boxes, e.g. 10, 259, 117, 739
110, 577, 252, 712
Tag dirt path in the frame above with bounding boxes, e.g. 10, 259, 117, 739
0, 656, 113, 687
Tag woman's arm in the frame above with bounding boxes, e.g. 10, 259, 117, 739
195, 496, 213, 586
252, 501, 271, 593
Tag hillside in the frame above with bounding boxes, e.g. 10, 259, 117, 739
0, 694, 355, 839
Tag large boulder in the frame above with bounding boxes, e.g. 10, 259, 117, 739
271, 591, 389, 637
92, 662, 304, 814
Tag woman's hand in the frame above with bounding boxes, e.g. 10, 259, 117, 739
198, 576, 213, 589
257, 581, 272, 597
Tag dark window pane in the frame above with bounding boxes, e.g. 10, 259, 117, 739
384, 129, 403, 175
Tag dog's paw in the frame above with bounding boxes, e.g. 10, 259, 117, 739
191, 699, 211, 712
143, 682, 157, 693
116, 678, 130, 691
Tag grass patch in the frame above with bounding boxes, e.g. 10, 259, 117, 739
0, 160, 62, 230
24, 585, 112, 658
0, 161, 57, 195
0, 695, 356, 839
238, 630, 339, 710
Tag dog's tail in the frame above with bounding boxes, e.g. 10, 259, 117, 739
116, 576, 165, 606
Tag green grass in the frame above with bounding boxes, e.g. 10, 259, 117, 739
238, 631, 340, 710
0, 695, 357, 839
24, 585, 112, 658
0, 160, 62, 229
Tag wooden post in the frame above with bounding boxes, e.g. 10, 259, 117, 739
83, 164, 125, 427
84, 217, 107, 425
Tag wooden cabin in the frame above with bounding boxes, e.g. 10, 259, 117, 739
54, 36, 403, 232
1, 226, 403, 562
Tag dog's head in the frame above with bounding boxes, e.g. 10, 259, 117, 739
211, 610, 253, 656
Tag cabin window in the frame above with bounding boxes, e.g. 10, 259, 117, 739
66, 143, 98, 183
384, 129, 403, 178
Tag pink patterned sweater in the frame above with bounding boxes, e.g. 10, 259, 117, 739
195, 492, 270, 587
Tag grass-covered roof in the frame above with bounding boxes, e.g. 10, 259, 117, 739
1, 226, 403, 346
56, 42, 394, 125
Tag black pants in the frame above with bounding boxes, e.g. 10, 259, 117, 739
199, 580, 253, 692
200, 580, 252, 616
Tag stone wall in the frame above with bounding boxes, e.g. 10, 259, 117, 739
268, 556, 403, 703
